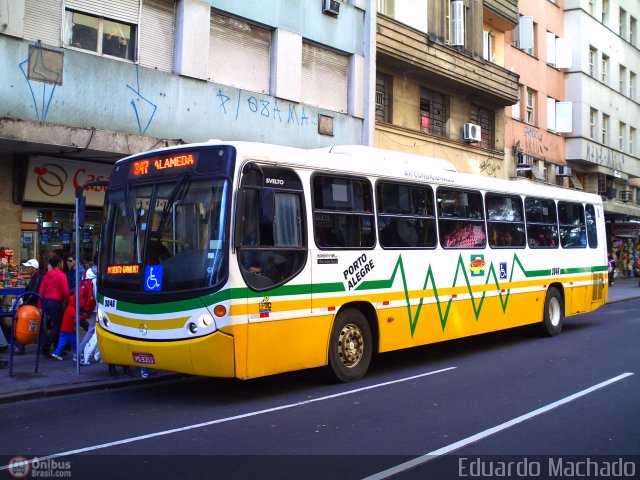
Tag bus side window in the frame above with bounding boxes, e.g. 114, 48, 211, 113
486, 193, 525, 248
525, 197, 559, 249
558, 201, 586, 248
437, 188, 486, 249
313, 174, 375, 249
585, 204, 598, 248
376, 181, 437, 249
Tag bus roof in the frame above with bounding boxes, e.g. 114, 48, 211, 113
117, 140, 602, 205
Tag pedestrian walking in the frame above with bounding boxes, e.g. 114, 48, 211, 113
51, 294, 79, 361
79, 266, 98, 365
39, 255, 70, 358
608, 253, 616, 287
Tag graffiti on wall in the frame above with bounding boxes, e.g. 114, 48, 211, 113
522, 126, 549, 158
126, 64, 158, 135
18, 41, 60, 122
586, 143, 625, 170
479, 152, 501, 177
215, 89, 318, 128
15, 45, 333, 138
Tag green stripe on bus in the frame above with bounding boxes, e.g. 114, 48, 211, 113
107, 254, 605, 324
356, 253, 605, 336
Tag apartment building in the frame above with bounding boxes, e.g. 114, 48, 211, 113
374, 0, 519, 178
563, 0, 640, 229
0, 0, 372, 262
505, 0, 575, 186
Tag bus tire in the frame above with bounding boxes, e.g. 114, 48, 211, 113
328, 308, 372, 382
541, 287, 564, 337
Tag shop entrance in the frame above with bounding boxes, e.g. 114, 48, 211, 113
33, 209, 102, 269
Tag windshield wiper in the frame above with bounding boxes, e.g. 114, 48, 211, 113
157, 174, 188, 235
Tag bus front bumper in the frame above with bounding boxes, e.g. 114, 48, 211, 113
96, 324, 236, 378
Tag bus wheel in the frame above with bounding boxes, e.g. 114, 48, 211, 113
541, 287, 564, 336
328, 308, 372, 382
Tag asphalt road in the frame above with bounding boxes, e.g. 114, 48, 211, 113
1, 299, 638, 480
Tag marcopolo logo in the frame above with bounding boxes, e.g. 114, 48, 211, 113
7, 456, 72, 478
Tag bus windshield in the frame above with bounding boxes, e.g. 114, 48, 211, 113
99, 177, 229, 294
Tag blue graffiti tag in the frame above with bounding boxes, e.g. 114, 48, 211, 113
126, 64, 158, 135
214, 88, 318, 128
18, 41, 59, 122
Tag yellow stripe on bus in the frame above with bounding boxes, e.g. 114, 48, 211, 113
107, 312, 191, 330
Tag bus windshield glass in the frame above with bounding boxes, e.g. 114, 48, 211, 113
100, 177, 229, 294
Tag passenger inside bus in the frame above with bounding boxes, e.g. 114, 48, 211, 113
443, 221, 486, 248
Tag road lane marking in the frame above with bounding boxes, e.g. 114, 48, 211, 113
362, 372, 634, 480
0, 367, 457, 471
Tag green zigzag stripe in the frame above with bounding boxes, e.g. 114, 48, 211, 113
356, 253, 605, 336
106, 256, 605, 318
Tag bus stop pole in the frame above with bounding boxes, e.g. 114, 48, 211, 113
75, 180, 108, 375
74, 194, 81, 375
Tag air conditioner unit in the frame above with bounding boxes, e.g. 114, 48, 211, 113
463, 123, 482, 142
555, 165, 571, 176
620, 190, 632, 203
517, 153, 534, 167
606, 187, 617, 199
323, 0, 340, 16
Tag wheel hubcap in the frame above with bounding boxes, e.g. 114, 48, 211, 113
338, 323, 364, 368
549, 297, 561, 327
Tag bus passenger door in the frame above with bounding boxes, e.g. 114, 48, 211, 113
236, 164, 313, 377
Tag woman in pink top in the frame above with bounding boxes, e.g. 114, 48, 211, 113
39, 255, 70, 358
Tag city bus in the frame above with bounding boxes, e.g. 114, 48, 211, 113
95, 141, 608, 382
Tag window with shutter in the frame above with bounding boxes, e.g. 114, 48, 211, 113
139, 0, 175, 72
450, 1, 465, 46
63, 9, 136, 61
375, 73, 391, 123
24, 0, 62, 47
470, 105, 494, 149
420, 88, 447, 138
208, 14, 271, 94
66, 0, 139, 24
301, 42, 348, 114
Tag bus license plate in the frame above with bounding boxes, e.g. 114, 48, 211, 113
132, 352, 155, 364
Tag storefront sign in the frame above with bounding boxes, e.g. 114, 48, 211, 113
24, 156, 111, 207
612, 223, 640, 237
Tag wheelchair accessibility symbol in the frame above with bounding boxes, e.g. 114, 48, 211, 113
499, 262, 507, 280
144, 265, 163, 292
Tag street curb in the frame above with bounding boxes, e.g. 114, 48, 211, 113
0, 372, 183, 405
606, 297, 638, 305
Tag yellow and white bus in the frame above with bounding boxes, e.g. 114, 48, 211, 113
96, 141, 608, 381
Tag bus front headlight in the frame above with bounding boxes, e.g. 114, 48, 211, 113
198, 314, 214, 328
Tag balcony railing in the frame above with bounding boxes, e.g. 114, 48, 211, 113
376, 16, 519, 106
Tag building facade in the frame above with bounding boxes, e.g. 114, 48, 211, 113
563, 0, 640, 270
374, 0, 519, 178
0, 0, 373, 266
504, 0, 574, 186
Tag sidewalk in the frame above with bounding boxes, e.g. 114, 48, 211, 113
1, 277, 639, 404
0, 344, 180, 404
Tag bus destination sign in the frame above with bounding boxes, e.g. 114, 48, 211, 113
107, 264, 141, 275
131, 152, 199, 177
